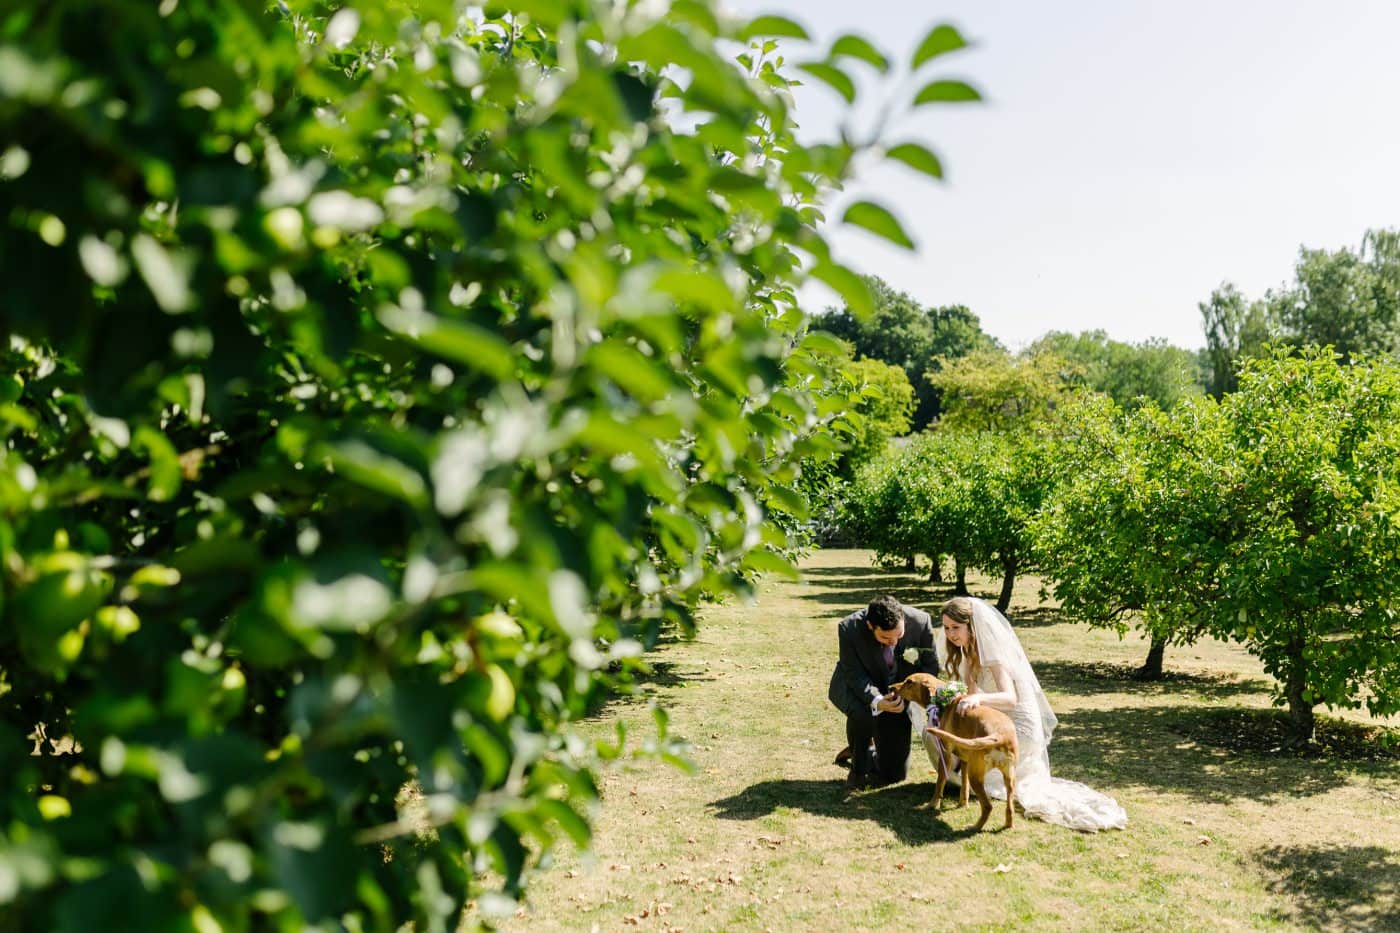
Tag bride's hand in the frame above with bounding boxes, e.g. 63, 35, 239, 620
955, 694, 982, 714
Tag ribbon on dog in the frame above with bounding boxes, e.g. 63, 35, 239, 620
925, 702, 953, 777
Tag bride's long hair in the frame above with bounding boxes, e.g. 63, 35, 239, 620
940, 596, 981, 683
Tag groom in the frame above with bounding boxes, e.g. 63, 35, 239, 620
827, 594, 940, 790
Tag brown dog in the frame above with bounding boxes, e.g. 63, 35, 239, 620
889, 673, 1018, 830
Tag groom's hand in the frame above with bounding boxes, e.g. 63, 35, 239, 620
876, 694, 905, 714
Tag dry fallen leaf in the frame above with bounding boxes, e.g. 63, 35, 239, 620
993, 863, 1012, 873
1197, 835, 1212, 846
1181, 817, 1196, 825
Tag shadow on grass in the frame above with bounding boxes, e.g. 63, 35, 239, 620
794, 576, 946, 613
1047, 705, 1399, 805
799, 564, 906, 580
795, 564, 1056, 627
1000, 605, 1074, 628
1034, 659, 1269, 701
1255, 844, 1400, 931
708, 778, 981, 845
1168, 707, 1400, 763
584, 659, 715, 720
794, 571, 1003, 616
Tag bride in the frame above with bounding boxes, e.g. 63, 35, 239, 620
915, 595, 1127, 832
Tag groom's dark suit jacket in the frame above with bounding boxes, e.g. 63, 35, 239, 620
827, 604, 940, 717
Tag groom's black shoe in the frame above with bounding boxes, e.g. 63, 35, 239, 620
844, 770, 875, 791
834, 741, 876, 769
845, 770, 897, 792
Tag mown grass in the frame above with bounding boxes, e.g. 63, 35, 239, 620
470, 550, 1400, 932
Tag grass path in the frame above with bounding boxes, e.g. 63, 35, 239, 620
483, 550, 1400, 931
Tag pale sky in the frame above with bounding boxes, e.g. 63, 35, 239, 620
722, 0, 1400, 350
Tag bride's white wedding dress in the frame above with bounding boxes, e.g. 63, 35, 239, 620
909, 598, 1127, 833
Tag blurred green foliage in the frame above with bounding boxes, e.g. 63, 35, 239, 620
0, 1, 974, 927
842, 428, 1054, 611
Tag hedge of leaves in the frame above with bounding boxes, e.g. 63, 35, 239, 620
845, 349, 1400, 744
0, 1, 974, 927
1035, 349, 1400, 744
843, 428, 1054, 610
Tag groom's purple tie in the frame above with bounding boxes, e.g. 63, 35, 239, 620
881, 644, 894, 670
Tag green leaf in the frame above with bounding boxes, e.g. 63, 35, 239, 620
914, 79, 981, 105
796, 62, 855, 104
842, 200, 915, 249
741, 548, 800, 580
739, 15, 809, 41
132, 425, 182, 502
830, 34, 888, 73
316, 440, 430, 510
483, 0, 572, 28
131, 234, 195, 313
765, 484, 810, 518
128, 564, 180, 588
586, 341, 676, 403
912, 24, 968, 69
668, 0, 721, 36
766, 391, 809, 421
652, 267, 739, 315
799, 331, 849, 357
376, 304, 515, 381
885, 142, 944, 180
171, 536, 261, 576
535, 798, 592, 849
810, 261, 874, 319
13, 567, 111, 673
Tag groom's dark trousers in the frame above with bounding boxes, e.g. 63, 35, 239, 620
827, 604, 939, 784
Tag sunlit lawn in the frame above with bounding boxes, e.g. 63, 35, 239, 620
472, 550, 1400, 931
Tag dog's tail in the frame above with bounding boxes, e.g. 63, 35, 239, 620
925, 727, 1011, 753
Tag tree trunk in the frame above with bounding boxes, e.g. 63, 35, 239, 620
927, 555, 943, 583
1283, 638, 1315, 748
954, 557, 968, 596
905, 554, 916, 573
996, 557, 1016, 613
1133, 635, 1166, 680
